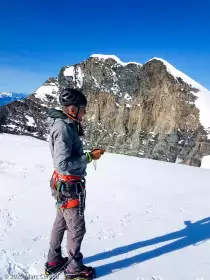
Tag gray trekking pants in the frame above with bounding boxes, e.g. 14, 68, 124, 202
47, 206, 86, 272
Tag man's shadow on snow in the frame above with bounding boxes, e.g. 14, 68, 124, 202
84, 217, 210, 277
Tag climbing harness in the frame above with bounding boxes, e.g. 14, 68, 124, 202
51, 170, 86, 217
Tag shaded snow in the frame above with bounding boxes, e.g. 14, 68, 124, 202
92, 77, 100, 88
124, 93, 132, 101
76, 66, 84, 88
3, 124, 17, 129
25, 116, 35, 127
63, 66, 84, 88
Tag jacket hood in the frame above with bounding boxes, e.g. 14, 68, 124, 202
47, 108, 68, 127
48, 108, 67, 119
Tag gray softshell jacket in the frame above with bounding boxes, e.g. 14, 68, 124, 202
48, 108, 89, 177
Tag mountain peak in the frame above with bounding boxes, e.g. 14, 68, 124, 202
90, 54, 142, 66
147, 57, 210, 130
148, 57, 206, 91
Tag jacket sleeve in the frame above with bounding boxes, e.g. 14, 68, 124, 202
53, 121, 89, 174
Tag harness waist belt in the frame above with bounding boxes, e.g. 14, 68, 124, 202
52, 170, 82, 208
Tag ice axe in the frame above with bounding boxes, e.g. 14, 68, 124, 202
90, 149, 105, 170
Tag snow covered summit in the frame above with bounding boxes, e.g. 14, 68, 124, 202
90, 54, 143, 66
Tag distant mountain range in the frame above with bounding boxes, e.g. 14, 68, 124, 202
0, 92, 28, 107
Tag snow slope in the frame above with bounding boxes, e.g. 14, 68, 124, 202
201, 155, 210, 169
1, 133, 210, 280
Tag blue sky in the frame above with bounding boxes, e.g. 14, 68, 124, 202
0, 0, 210, 93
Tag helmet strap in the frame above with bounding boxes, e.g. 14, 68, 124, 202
63, 109, 84, 136
63, 107, 80, 123
75, 107, 80, 120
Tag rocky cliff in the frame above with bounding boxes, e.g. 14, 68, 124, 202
1, 54, 210, 167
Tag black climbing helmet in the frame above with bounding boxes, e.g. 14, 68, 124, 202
59, 88, 87, 107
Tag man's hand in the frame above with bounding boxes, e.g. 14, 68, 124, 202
90, 149, 105, 160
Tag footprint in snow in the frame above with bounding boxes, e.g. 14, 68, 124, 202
35, 164, 45, 173
32, 234, 49, 242
0, 210, 18, 239
5, 262, 38, 280
120, 212, 134, 226
98, 228, 120, 240
0, 160, 27, 179
8, 195, 16, 203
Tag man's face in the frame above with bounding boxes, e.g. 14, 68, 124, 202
67, 105, 87, 122
77, 106, 86, 122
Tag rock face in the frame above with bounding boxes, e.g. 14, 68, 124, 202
1, 55, 210, 167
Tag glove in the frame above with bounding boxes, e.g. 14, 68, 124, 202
86, 149, 105, 162
90, 149, 105, 160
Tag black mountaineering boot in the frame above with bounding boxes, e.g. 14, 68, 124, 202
45, 257, 69, 276
64, 265, 96, 279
